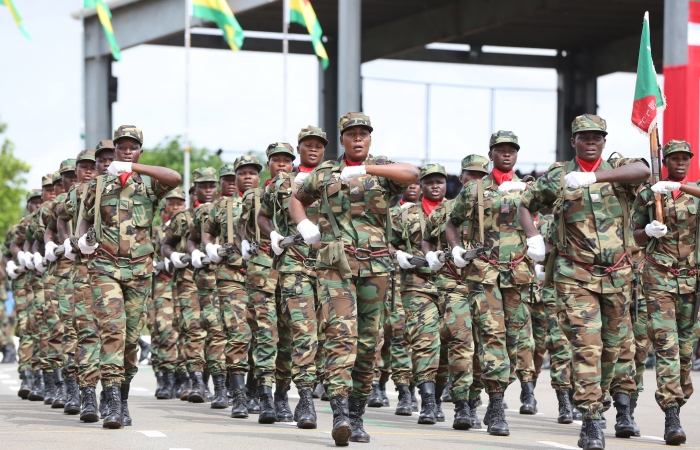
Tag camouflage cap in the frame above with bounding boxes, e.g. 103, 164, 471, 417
297, 126, 328, 146
663, 139, 694, 158
420, 163, 447, 180
26, 189, 42, 202
59, 158, 77, 174
113, 125, 143, 144
233, 155, 263, 173
165, 187, 186, 201
338, 112, 373, 133
194, 166, 218, 183
266, 142, 296, 161
95, 140, 115, 155
218, 163, 236, 177
52, 171, 62, 184
461, 154, 489, 174
571, 113, 608, 136
76, 149, 96, 163
489, 130, 520, 150
42, 173, 54, 187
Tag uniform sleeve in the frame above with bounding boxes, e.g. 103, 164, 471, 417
295, 168, 323, 206
390, 210, 403, 249
609, 157, 650, 198
164, 211, 184, 243
152, 178, 175, 202
423, 208, 440, 245
12, 221, 26, 246
632, 185, 652, 227
259, 181, 276, 218
203, 201, 220, 237
82, 178, 98, 222
520, 169, 559, 214
449, 182, 474, 225
375, 156, 405, 196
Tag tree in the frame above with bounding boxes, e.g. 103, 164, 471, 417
0, 118, 31, 235
139, 136, 224, 180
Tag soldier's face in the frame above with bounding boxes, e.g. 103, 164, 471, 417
196, 181, 217, 203
114, 137, 142, 163
236, 166, 260, 193
489, 144, 518, 171
268, 154, 294, 179
460, 170, 484, 185
96, 151, 115, 175
571, 132, 606, 161
53, 182, 65, 195
421, 174, 446, 202
61, 170, 78, 192
76, 161, 96, 184
27, 198, 42, 213
664, 153, 692, 181
220, 175, 236, 197
298, 137, 325, 167
166, 198, 186, 217
340, 126, 371, 162
402, 183, 421, 203
42, 185, 55, 202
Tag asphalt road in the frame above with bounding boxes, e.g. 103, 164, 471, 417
1, 361, 699, 450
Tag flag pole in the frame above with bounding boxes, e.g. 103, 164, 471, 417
80, 0, 86, 148
650, 124, 664, 223
282, 0, 289, 141
184, 0, 191, 208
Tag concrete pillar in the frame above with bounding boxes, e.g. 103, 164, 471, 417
85, 56, 113, 148
319, 41, 339, 159
337, 0, 362, 121
556, 51, 597, 161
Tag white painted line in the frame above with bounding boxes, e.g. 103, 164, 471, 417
276, 422, 299, 427
140, 431, 167, 437
0, 373, 10, 379
641, 435, 665, 441
537, 441, 578, 449
169, 449, 191, 450
1, 380, 18, 384
572, 420, 582, 426
131, 387, 150, 392
471, 428, 487, 432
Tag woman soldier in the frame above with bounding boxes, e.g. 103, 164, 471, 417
289, 112, 418, 446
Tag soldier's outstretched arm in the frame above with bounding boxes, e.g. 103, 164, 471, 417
289, 195, 309, 224
201, 231, 216, 247
78, 219, 90, 237
633, 223, 650, 246
131, 163, 182, 188
594, 161, 650, 184
677, 183, 700, 199
421, 240, 437, 255
518, 203, 538, 238
366, 163, 419, 185
257, 211, 275, 238
445, 221, 460, 249
56, 217, 70, 241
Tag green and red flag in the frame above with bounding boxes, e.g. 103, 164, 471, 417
192, 0, 245, 51
84, 0, 121, 60
631, 11, 665, 134
0, 0, 31, 40
290, 0, 329, 69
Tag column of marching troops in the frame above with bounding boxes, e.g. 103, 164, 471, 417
1, 112, 699, 449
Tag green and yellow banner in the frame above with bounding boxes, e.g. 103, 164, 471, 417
193, 0, 245, 51
290, 0, 328, 69
84, 0, 121, 60
1, 0, 31, 40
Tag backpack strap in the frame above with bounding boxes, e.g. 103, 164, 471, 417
254, 188, 261, 243
93, 175, 105, 243
74, 184, 88, 237
226, 197, 234, 245
476, 178, 485, 245
556, 161, 573, 250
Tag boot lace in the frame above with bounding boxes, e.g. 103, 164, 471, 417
666, 409, 681, 429
588, 420, 603, 440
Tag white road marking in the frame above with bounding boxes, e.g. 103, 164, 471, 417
130, 387, 150, 392
641, 435, 665, 441
1, 380, 18, 384
0, 373, 10, 378
169, 448, 191, 450
537, 441, 578, 449
276, 422, 299, 427
140, 430, 167, 437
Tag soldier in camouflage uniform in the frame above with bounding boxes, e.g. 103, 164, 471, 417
0, 231, 18, 365
78, 125, 179, 428
289, 112, 419, 446
447, 131, 536, 436
519, 114, 650, 450
631, 139, 700, 445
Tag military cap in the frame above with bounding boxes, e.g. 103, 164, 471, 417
165, 187, 186, 200
76, 149, 96, 163
420, 163, 447, 180
194, 166, 218, 183
113, 125, 143, 144
190, 168, 201, 192
42, 173, 54, 187
59, 158, 77, 175
489, 130, 520, 150
338, 112, 373, 133
663, 139, 694, 158
266, 142, 296, 161
571, 114, 607, 136
95, 140, 115, 155
233, 155, 263, 173
26, 189, 42, 202
219, 163, 236, 177
52, 171, 62, 184
298, 126, 328, 146
461, 154, 489, 174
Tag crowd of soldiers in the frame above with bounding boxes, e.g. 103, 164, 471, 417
0, 111, 698, 450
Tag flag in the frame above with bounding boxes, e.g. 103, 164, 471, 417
0, 0, 31, 40
290, 0, 329, 69
84, 0, 121, 60
192, 0, 244, 51
631, 11, 665, 134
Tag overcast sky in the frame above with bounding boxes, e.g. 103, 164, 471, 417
0, 1, 659, 189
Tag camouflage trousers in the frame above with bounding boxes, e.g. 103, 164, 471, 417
175, 270, 207, 373
469, 324, 484, 400
403, 289, 440, 386
216, 276, 252, 374
543, 285, 574, 391
556, 282, 633, 419
91, 273, 149, 387
525, 300, 548, 380
74, 264, 101, 388
42, 271, 64, 371
12, 277, 32, 372
248, 286, 279, 387
0, 300, 11, 348
196, 268, 226, 376
506, 290, 536, 384
152, 276, 178, 372
29, 275, 50, 372
145, 281, 159, 370
631, 296, 651, 401
607, 308, 636, 398
55, 274, 77, 377
316, 268, 388, 400
437, 285, 474, 402
646, 288, 700, 410
377, 292, 412, 387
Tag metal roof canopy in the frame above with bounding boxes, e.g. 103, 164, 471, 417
82, 0, 665, 160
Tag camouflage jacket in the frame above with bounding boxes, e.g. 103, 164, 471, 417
203, 193, 245, 282
152, 225, 166, 264
391, 201, 436, 294
520, 157, 644, 294
191, 202, 217, 290
450, 172, 534, 287
82, 173, 172, 280
12, 214, 32, 249
632, 180, 699, 294
164, 208, 194, 282
42, 192, 74, 278
424, 198, 463, 290
60, 182, 91, 266
241, 187, 277, 292
295, 154, 405, 277
24, 209, 41, 250
260, 171, 319, 276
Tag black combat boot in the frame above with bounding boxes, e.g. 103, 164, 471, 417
452, 400, 472, 430
52, 369, 67, 408
295, 387, 317, 429
28, 370, 45, 401
613, 392, 635, 438
180, 372, 192, 401
367, 381, 383, 407
556, 389, 573, 424
79, 386, 99, 422
378, 379, 390, 407
348, 396, 370, 443
395, 384, 413, 416
467, 399, 482, 429
229, 373, 248, 418
158, 371, 174, 399
2, 345, 17, 363
486, 392, 509, 436
203, 371, 214, 402
442, 380, 453, 402
577, 418, 605, 450
102, 385, 122, 429
187, 371, 206, 403
210, 373, 227, 409
664, 406, 686, 445
18, 369, 32, 399
99, 389, 108, 419
434, 384, 446, 422
417, 381, 437, 425
63, 375, 80, 415
43, 370, 57, 405
629, 397, 641, 437
257, 385, 277, 424
568, 390, 582, 420
274, 385, 293, 422
245, 371, 261, 413
120, 384, 132, 426
330, 396, 351, 446
138, 337, 150, 364
312, 380, 324, 399
173, 372, 184, 399
519, 381, 537, 414
409, 382, 418, 412
154, 371, 164, 398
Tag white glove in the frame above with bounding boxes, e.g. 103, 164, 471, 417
452, 246, 469, 268
164, 258, 171, 272
205, 243, 223, 264
44, 241, 59, 262
170, 252, 188, 269
426, 250, 445, 272
498, 181, 527, 194
17, 251, 26, 269
400, 202, 415, 210
241, 240, 252, 260
153, 260, 161, 275
24, 252, 35, 270
6, 261, 19, 280
535, 264, 546, 281
297, 219, 321, 245
63, 237, 77, 261
651, 181, 681, 194
294, 172, 310, 186
395, 250, 416, 270
191, 249, 206, 269
270, 231, 285, 256
78, 233, 98, 255
34, 252, 46, 273
564, 171, 597, 189
339, 165, 366, 183
107, 161, 132, 175
645, 220, 667, 238
526, 235, 546, 262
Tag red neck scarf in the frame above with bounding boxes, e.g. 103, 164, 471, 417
491, 168, 514, 186
576, 157, 602, 173
668, 176, 687, 200
238, 190, 245, 197
298, 165, 315, 173
399, 199, 406, 205
344, 156, 363, 166
422, 198, 442, 216
193, 200, 202, 208
265, 179, 271, 187
119, 172, 132, 187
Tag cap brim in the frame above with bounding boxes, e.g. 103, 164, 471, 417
665, 149, 694, 158
572, 128, 608, 136
299, 135, 329, 146
194, 177, 218, 183
341, 124, 373, 133
237, 163, 264, 172
267, 149, 297, 161
113, 135, 143, 144
489, 142, 520, 150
